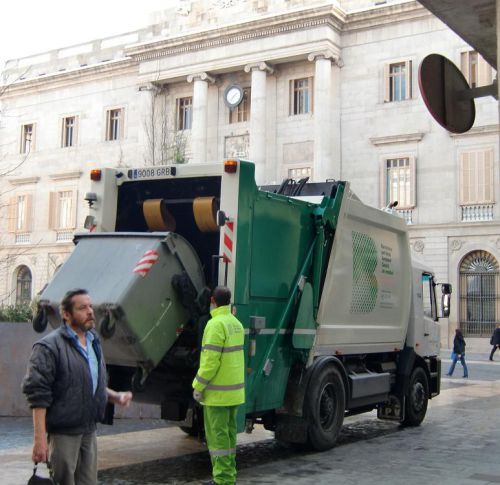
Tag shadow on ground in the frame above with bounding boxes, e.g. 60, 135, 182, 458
98, 418, 402, 484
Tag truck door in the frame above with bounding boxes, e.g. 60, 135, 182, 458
421, 273, 440, 356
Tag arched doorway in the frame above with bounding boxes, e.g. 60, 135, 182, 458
16, 265, 32, 306
459, 250, 499, 336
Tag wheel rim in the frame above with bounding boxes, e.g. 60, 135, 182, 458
410, 380, 425, 412
319, 383, 336, 429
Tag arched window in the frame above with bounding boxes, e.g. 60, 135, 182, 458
459, 251, 499, 336
16, 265, 32, 306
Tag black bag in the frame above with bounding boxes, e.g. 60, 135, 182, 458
27, 463, 58, 485
491, 336, 494, 345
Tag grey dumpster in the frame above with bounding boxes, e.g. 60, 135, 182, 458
38, 232, 205, 370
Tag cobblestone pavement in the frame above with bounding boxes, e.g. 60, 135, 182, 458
0, 417, 170, 451
3, 352, 500, 485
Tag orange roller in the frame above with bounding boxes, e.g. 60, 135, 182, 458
193, 196, 219, 232
143, 199, 176, 231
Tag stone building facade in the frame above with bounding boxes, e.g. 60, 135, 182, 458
0, 0, 498, 346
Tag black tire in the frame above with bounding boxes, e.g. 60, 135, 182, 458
402, 367, 429, 426
179, 406, 204, 438
99, 311, 116, 339
305, 365, 345, 451
33, 306, 48, 333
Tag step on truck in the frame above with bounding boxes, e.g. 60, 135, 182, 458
34, 159, 451, 451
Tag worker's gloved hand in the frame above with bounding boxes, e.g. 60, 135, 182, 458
193, 390, 203, 402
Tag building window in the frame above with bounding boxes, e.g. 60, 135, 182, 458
289, 77, 313, 115
460, 51, 493, 88
17, 195, 27, 231
176, 97, 193, 130
459, 250, 499, 337
49, 190, 77, 231
381, 157, 416, 209
8, 194, 33, 234
384, 61, 412, 102
16, 266, 32, 306
106, 108, 124, 141
229, 88, 251, 124
288, 167, 312, 180
20, 123, 34, 154
459, 148, 494, 205
61, 116, 77, 147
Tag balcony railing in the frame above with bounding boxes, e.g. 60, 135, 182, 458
461, 204, 494, 222
15, 233, 31, 244
396, 209, 413, 224
56, 230, 74, 242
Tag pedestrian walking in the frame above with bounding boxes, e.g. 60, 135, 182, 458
489, 323, 500, 361
446, 328, 469, 378
22, 288, 133, 485
192, 286, 245, 485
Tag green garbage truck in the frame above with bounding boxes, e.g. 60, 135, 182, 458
33, 159, 451, 451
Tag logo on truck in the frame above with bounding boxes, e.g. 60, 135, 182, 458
351, 231, 378, 313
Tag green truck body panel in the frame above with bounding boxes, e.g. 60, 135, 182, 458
232, 162, 343, 415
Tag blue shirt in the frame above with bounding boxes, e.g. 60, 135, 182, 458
65, 325, 99, 395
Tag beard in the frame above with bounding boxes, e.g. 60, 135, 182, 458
70, 315, 96, 333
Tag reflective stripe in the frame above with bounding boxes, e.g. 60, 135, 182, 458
202, 344, 244, 353
206, 382, 245, 391
195, 375, 210, 385
202, 344, 223, 352
244, 328, 292, 335
293, 329, 317, 335
209, 448, 236, 457
222, 345, 244, 353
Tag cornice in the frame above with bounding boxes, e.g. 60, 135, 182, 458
1, 241, 73, 251
344, 1, 431, 33
127, 2, 431, 63
449, 124, 499, 138
8, 176, 40, 186
2, 59, 137, 98
370, 132, 425, 146
406, 220, 500, 233
49, 171, 82, 181
127, 5, 344, 62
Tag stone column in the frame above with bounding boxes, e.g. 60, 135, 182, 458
308, 52, 341, 181
187, 72, 215, 164
244, 62, 274, 184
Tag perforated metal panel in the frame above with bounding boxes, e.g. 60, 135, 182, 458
350, 232, 378, 314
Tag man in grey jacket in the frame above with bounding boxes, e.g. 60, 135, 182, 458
22, 289, 132, 485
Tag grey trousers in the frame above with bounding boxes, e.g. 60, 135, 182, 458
48, 431, 97, 485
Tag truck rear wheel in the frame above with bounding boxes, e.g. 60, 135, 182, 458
305, 365, 345, 451
403, 367, 429, 426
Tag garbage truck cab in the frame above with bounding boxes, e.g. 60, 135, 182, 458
34, 159, 451, 451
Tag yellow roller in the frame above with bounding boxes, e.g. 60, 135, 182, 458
143, 199, 176, 231
193, 196, 219, 232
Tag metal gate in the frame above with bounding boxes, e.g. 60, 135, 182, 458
459, 251, 500, 337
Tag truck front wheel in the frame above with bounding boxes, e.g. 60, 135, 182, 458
403, 367, 429, 426
305, 365, 345, 451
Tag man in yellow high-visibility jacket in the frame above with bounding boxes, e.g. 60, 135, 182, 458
192, 286, 245, 485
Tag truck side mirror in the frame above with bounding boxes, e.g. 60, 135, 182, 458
440, 283, 452, 318
441, 294, 451, 318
